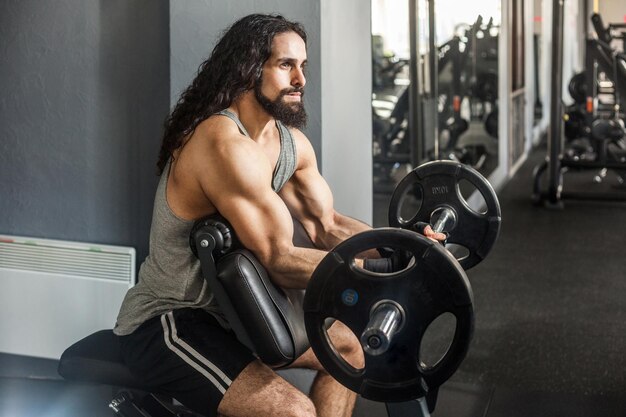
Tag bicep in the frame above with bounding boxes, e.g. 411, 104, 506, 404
199, 146, 295, 264
280, 165, 334, 224
279, 131, 334, 224
279, 161, 337, 249
220, 187, 295, 260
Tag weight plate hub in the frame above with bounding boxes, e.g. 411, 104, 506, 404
568, 72, 587, 105
388, 160, 501, 270
303, 228, 474, 403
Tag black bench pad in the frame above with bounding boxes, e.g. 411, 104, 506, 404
58, 329, 145, 389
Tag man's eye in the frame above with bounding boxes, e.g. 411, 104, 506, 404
280, 62, 291, 69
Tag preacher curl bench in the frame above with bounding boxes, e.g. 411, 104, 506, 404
58, 216, 314, 417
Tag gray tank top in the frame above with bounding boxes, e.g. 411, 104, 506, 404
113, 111, 298, 335
216, 109, 297, 191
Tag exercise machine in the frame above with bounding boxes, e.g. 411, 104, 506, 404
533, 6, 626, 206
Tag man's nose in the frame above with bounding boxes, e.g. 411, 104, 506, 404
292, 67, 306, 88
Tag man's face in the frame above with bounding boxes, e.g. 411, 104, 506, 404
254, 31, 307, 128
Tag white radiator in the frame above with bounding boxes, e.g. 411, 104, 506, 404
0, 234, 136, 359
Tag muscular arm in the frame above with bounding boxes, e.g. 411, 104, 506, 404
194, 133, 328, 289
279, 131, 372, 252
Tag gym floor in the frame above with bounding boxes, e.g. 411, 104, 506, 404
2, 147, 626, 417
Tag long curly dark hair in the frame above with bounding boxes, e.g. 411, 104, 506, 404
156, 14, 307, 175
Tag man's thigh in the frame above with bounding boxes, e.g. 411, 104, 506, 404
119, 308, 256, 417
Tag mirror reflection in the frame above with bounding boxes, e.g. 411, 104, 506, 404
435, 3, 500, 174
372, 0, 501, 227
371, 0, 412, 198
371, 0, 412, 226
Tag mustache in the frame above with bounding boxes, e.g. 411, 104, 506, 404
280, 87, 304, 96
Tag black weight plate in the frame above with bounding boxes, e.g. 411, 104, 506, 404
568, 72, 587, 105
484, 109, 498, 138
388, 160, 501, 270
303, 228, 474, 403
564, 109, 586, 140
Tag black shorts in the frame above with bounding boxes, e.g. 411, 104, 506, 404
119, 308, 256, 417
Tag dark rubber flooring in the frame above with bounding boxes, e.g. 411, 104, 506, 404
453, 148, 626, 398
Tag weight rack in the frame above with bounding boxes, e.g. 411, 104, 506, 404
532, 4, 626, 207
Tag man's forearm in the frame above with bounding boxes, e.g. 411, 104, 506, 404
317, 212, 373, 252
266, 246, 328, 289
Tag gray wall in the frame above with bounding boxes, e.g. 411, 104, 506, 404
0, 0, 170, 262
320, 0, 372, 224
170, 0, 322, 161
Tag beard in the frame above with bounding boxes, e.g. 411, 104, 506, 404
254, 81, 308, 129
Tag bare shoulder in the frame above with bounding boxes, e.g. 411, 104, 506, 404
183, 116, 273, 193
190, 115, 248, 153
183, 116, 264, 167
289, 128, 317, 169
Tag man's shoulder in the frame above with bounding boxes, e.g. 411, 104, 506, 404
176, 117, 259, 176
281, 127, 309, 151
285, 128, 315, 164
198, 113, 244, 140
193, 115, 253, 151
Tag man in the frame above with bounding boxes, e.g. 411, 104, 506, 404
114, 14, 444, 417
